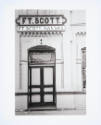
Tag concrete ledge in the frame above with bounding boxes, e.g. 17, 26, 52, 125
15, 109, 86, 115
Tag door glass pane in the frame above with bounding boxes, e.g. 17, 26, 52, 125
44, 68, 53, 85
32, 88, 40, 92
44, 88, 53, 92
44, 95, 53, 102
31, 68, 40, 85
31, 95, 40, 102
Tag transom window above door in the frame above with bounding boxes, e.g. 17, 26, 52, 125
28, 45, 55, 64
29, 52, 55, 64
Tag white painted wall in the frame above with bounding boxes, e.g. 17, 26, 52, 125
15, 96, 27, 111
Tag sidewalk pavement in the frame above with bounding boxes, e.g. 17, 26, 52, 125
15, 109, 86, 115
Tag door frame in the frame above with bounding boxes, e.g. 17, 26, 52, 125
28, 65, 56, 108
27, 45, 56, 108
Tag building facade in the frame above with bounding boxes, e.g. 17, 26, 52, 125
15, 10, 86, 113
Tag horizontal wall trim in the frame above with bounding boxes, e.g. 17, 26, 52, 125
15, 91, 86, 96
15, 93, 28, 96
57, 91, 86, 94
70, 23, 86, 26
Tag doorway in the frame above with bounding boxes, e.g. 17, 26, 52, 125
28, 45, 56, 108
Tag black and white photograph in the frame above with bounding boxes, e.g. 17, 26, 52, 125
1, 0, 101, 124
15, 9, 86, 115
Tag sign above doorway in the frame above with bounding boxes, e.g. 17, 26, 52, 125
17, 26, 65, 32
16, 15, 67, 26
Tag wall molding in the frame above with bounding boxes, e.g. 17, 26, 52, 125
15, 91, 86, 96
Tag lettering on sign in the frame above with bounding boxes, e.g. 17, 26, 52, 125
17, 26, 66, 32
16, 15, 67, 26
